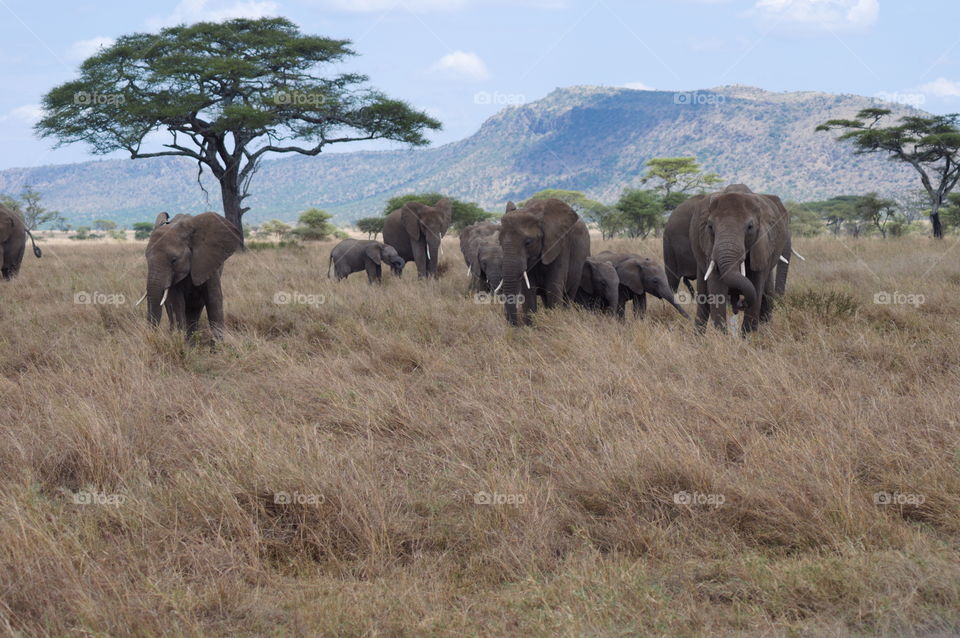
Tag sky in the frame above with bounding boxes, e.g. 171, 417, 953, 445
0, 0, 958, 171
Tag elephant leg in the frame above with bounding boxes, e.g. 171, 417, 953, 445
165, 287, 187, 331
185, 289, 205, 340
695, 277, 710, 333
616, 290, 627, 320
522, 284, 537, 325
760, 277, 775, 323
742, 275, 766, 334
633, 293, 647, 319
365, 260, 379, 284
707, 279, 728, 331
205, 276, 226, 340
412, 242, 427, 279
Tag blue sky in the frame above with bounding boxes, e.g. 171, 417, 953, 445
0, 0, 958, 170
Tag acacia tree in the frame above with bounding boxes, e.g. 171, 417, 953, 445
817, 109, 960, 238
640, 157, 721, 201
35, 17, 441, 244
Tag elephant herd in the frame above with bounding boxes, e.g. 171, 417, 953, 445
1, 184, 802, 339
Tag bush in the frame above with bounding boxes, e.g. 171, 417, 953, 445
69, 226, 101, 241
132, 222, 154, 241
356, 217, 385, 239
291, 209, 337, 241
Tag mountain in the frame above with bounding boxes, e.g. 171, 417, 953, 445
0, 85, 923, 226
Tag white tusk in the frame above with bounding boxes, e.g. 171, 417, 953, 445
523, 271, 531, 288
792, 248, 806, 261
704, 260, 715, 280
780, 255, 789, 264
135, 292, 147, 307
494, 281, 503, 294
740, 262, 746, 277
159, 288, 169, 307
426, 245, 431, 261
467, 265, 472, 277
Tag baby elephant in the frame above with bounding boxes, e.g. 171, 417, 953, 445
594, 251, 689, 319
575, 257, 620, 315
329, 239, 405, 284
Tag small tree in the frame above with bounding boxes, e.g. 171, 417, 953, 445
93, 219, 117, 231
356, 216, 385, 239
261, 219, 292, 241
615, 189, 663, 238
132, 222, 154, 240
291, 208, 337, 241
69, 226, 100, 240
641, 157, 721, 200
785, 202, 825, 238
0, 186, 64, 230
381, 193, 492, 232
817, 109, 960, 238
855, 193, 899, 239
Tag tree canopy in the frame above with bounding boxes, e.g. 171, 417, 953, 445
381, 193, 493, 231
0, 186, 64, 231
35, 17, 442, 242
641, 157, 721, 199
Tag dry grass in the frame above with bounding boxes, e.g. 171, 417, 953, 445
1, 235, 959, 637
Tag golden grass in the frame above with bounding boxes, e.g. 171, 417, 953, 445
1, 235, 958, 636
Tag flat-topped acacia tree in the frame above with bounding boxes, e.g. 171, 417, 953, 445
35, 17, 441, 243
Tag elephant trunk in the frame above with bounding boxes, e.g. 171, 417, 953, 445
652, 279, 689, 318
713, 238, 756, 313
426, 236, 442, 276
604, 283, 619, 315
501, 241, 526, 326
146, 267, 170, 326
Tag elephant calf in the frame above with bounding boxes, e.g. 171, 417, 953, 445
329, 239, 404, 284
0, 204, 42, 279
575, 257, 620, 315
460, 221, 501, 291
594, 251, 689, 319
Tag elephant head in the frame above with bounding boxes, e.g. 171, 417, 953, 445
375, 243, 406, 277
499, 198, 582, 326
475, 232, 504, 292
401, 198, 452, 273
144, 212, 242, 325
693, 192, 784, 314
579, 258, 619, 313
617, 257, 689, 318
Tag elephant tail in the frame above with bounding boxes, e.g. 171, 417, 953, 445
327, 253, 333, 278
26, 229, 41, 258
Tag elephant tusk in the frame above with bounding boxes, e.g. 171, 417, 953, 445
426, 245, 431, 261
780, 255, 790, 264
740, 262, 746, 277
523, 271, 531, 289
159, 288, 169, 307
467, 265, 471, 277
792, 248, 806, 261
704, 260, 715, 280
135, 292, 147, 307
494, 281, 503, 294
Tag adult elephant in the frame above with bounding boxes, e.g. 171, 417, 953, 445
142, 212, 242, 340
575, 257, 619, 315
460, 221, 500, 290
689, 189, 790, 334
594, 251, 689, 319
664, 184, 797, 301
383, 199, 452, 278
0, 204, 42, 279
329, 239, 405, 284
499, 199, 590, 326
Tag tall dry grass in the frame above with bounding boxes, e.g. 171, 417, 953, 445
1, 235, 958, 636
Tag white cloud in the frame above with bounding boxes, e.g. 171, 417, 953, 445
0, 104, 44, 124
750, 0, 879, 32
67, 36, 116, 61
918, 78, 960, 98
316, 0, 566, 12
148, 0, 279, 29
430, 51, 490, 81
622, 82, 654, 91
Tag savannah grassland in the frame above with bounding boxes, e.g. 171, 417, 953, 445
1, 235, 959, 637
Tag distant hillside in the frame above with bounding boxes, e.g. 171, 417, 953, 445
0, 85, 922, 226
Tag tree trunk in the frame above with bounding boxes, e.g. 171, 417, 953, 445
930, 204, 943, 239
219, 169, 246, 247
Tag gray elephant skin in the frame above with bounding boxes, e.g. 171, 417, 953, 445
594, 251, 689, 319
686, 188, 791, 333
383, 199, 452, 278
499, 199, 590, 326
0, 204, 42, 279
575, 257, 620, 315
460, 221, 501, 291
144, 212, 242, 340
329, 239, 404, 284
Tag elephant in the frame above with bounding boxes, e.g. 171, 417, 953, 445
383, 199, 453, 278
499, 199, 590, 326
142, 211, 242, 340
470, 230, 504, 294
459, 221, 500, 290
664, 184, 797, 303
594, 251, 689, 319
0, 204, 42, 279
688, 188, 790, 334
574, 257, 620, 315
329, 239, 404, 284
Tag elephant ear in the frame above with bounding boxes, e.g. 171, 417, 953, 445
435, 198, 453, 228
401, 204, 423, 241
579, 260, 596, 295
365, 242, 382, 266
154, 212, 170, 229
188, 212, 242, 285
540, 200, 580, 265
617, 260, 646, 295
748, 196, 785, 272
505, 201, 517, 213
